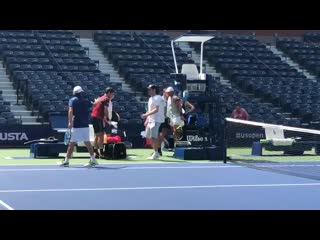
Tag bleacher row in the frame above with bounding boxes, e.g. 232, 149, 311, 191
0, 90, 16, 125
94, 30, 194, 96
276, 36, 320, 77
1, 30, 320, 129
0, 30, 144, 125
208, 77, 290, 125
273, 33, 320, 124
188, 32, 320, 127
92, 30, 320, 128
94, 31, 287, 124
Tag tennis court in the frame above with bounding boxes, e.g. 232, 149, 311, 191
1, 148, 320, 210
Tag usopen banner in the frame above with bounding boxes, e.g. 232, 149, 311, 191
226, 123, 265, 147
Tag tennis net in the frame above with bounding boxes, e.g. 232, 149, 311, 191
225, 117, 320, 180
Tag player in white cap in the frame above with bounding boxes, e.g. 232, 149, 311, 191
165, 87, 185, 139
58, 86, 97, 167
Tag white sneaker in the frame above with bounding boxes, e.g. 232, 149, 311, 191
147, 152, 160, 160
57, 160, 69, 167
147, 152, 156, 160
154, 153, 160, 160
84, 160, 99, 167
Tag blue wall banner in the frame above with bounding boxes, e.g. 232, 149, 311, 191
226, 123, 265, 147
0, 123, 145, 147
0, 125, 52, 146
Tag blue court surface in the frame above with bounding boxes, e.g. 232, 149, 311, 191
1, 162, 320, 210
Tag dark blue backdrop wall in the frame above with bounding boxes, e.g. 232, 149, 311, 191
0, 123, 145, 148
0, 125, 52, 146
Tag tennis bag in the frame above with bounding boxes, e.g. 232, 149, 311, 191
187, 113, 207, 127
104, 143, 127, 160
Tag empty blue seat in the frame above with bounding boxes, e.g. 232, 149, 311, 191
7, 118, 22, 125
1, 112, 14, 119
0, 117, 6, 124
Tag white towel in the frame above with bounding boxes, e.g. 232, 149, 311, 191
271, 138, 295, 146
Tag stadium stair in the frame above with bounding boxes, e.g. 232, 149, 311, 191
0, 30, 144, 127
79, 38, 142, 100
267, 44, 317, 81
0, 61, 41, 125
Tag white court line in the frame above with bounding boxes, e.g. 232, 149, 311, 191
0, 200, 14, 210
0, 165, 242, 172
128, 166, 240, 169
0, 183, 320, 193
0, 168, 87, 172
0, 161, 222, 167
126, 164, 320, 169
1, 164, 320, 172
238, 164, 320, 168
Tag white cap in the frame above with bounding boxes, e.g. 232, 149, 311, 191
165, 87, 174, 93
73, 86, 84, 95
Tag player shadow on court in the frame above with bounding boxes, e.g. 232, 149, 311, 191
237, 153, 317, 158
233, 160, 280, 163
158, 159, 191, 163
231, 153, 320, 164
68, 165, 129, 170
269, 154, 316, 157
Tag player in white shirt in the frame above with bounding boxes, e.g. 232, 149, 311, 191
157, 88, 171, 156
141, 85, 165, 160
166, 87, 185, 140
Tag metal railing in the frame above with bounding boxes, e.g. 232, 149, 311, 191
132, 32, 175, 73
33, 30, 64, 73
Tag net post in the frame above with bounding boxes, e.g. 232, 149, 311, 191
222, 118, 227, 164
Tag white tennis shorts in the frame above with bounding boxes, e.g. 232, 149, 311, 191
70, 127, 90, 143
170, 116, 184, 127
146, 122, 161, 139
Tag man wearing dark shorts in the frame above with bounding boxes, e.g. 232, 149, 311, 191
91, 87, 115, 158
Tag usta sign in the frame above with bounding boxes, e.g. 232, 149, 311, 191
0, 132, 29, 141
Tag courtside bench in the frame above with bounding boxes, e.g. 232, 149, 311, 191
30, 142, 92, 158
30, 142, 68, 158
252, 141, 320, 156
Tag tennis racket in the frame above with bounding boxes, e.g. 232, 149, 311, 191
174, 125, 184, 141
64, 128, 72, 145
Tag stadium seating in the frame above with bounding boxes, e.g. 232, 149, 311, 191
0, 30, 144, 123
0, 95, 14, 125
275, 34, 320, 123
3, 30, 319, 129
94, 30, 194, 95
93, 30, 317, 126
276, 36, 320, 77
190, 33, 320, 125
0, 82, 19, 125
303, 32, 320, 43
